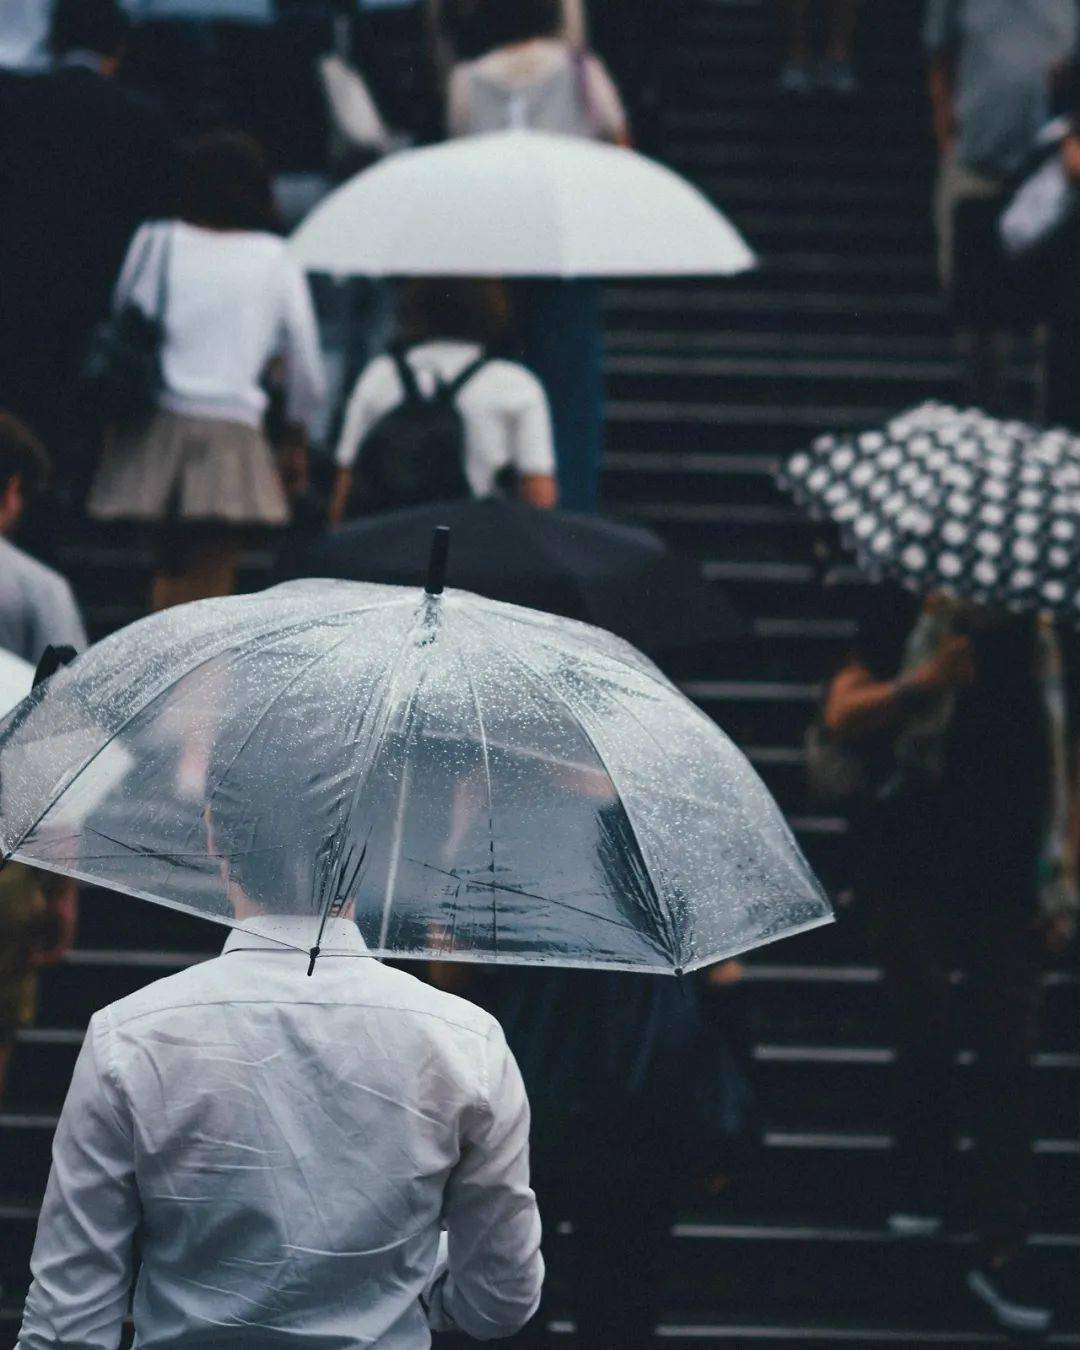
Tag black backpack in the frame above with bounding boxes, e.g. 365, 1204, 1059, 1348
355, 347, 488, 512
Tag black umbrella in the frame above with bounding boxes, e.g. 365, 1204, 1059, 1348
779, 402, 1080, 616
286, 498, 743, 654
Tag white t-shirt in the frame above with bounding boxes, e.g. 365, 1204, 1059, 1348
334, 341, 557, 498
115, 222, 326, 434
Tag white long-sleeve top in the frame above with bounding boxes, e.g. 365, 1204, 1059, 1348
115, 221, 327, 435
16, 917, 543, 1349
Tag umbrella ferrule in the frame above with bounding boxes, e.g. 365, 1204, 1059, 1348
307, 946, 321, 977
425, 526, 451, 597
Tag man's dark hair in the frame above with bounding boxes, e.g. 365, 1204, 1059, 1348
399, 278, 512, 348
473, 0, 563, 50
0, 414, 50, 499
49, 0, 130, 59
180, 131, 281, 234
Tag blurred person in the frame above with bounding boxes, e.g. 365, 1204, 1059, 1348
0, 0, 179, 500
824, 596, 1076, 1334
87, 132, 326, 612
15, 694, 543, 1350
0, 865, 78, 1110
924, 0, 1078, 412
446, 0, 629, 515
330, 278, 557, 524
429, 0, 586, 83
777, 0, 859, 95
1040, 108, 1080, 428
0, 414, 87, 663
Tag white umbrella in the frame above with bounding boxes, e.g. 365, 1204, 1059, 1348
290, 129, 757, 278
0, 649, 33, 715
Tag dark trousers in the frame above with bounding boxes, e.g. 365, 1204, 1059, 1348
874, 876, 1042, 1258
1044, 312, 1080, 432
502, 1137, 678, 1350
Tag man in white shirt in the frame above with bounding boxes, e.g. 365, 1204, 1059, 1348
0, 413, 87, 664
16, 912, 543, 1348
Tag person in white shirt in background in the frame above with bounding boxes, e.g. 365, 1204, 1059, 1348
87, 131, 326, 612
15, 702, 543, 1350
330, 278, 558, 525
0, 413, 87, 664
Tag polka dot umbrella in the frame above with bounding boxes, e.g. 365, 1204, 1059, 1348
779, 402, 1080, 616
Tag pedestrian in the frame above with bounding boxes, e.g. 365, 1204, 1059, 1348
777, 0, 859, 96
823, 595, 1077, 1334
1039, 102, 1080, 428
0, 0, 179, 503
87, 131, 326, 612
446, 0, 629, 514
14, 701, 544, 1349
330, 278, 558, 523
0, 414, 87, 664
924, 0, 1078, 412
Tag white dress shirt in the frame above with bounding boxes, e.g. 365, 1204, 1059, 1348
334, 342, 556, 498
17, 917, 543, 1348
115, 222, 327, 435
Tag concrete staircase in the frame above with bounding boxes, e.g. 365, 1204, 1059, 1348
2, 1, 1076, 1344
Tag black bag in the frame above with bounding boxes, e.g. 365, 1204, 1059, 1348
78, 225, 172, 433
355, 347, 487, 511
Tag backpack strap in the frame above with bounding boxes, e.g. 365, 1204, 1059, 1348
442, 351, 490, 402
390, 346, 425, 404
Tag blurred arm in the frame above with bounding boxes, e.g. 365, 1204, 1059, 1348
16, 1017, 138, 1350
426, 1024, 543, 1339
923, 0, 958, 156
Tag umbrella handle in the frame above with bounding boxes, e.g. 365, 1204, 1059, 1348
32, 645, 77, 689
425, 526, 451, 597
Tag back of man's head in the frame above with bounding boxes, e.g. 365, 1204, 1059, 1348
0, 413, 50, 536
49, 0, 130, 62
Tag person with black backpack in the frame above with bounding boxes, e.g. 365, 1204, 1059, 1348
329, 278, 558, 525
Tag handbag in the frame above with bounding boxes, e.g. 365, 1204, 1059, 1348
78, 224, 172, 434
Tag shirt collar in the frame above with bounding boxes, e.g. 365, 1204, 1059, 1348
222, 914, 370, 957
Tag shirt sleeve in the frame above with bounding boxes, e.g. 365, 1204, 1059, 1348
922, 0, 959, 52
17, 1015, 139, 1350
277, 257, 327, 436
426, 1022, 544, 1340
112, 222, 161, 313
334, 356, 396, 469
506, 368, 557, 478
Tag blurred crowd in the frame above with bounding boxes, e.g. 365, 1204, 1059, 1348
2, 0, 1080, 1342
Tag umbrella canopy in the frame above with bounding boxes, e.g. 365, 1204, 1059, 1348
0, 648, 32, 714
779, 402, 1080, 616
0, 578, 829, 974
290, 129, 757, 278
288, 499, 744, 654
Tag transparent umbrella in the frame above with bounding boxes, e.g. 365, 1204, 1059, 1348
0, 548, 829, 974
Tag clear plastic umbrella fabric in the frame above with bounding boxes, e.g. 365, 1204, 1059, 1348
0, 580, 831, 973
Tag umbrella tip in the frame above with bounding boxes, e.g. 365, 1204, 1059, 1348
425, 526, 451, 597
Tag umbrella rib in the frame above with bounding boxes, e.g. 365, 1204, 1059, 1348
406, 856, 644, 936
449, 630, 499, 960
461, 608, 681, 967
